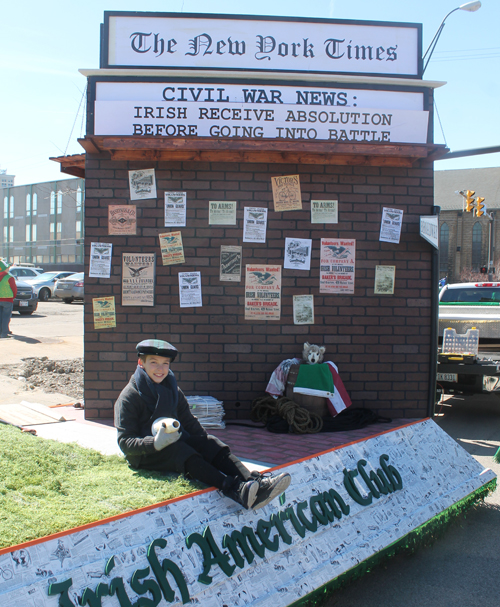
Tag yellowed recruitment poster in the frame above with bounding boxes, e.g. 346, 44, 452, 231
159, 231, 185, 266
209, 201, 237, 225
271, 175, 302, 212
374, 265, 396, 295
245, 264, 282, 320
311, 200, 338, 224
92, 296, 116, 329
108, 205, 137, 235
320, 238, 356, 294
121, 253, 156, 306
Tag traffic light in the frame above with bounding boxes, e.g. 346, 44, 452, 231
465, 190, 475, 212
480, 266, 487, 274
476, 196, 486, 217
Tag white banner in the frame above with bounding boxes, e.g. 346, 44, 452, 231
104, 13, 421, 76
0, 420, 495, 606
94, 100, 429, 144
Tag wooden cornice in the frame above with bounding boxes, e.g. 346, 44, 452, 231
74, 136, 449, 172
49, 153, 86, 178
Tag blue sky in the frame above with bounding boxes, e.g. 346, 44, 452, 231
1, 0, 499, 186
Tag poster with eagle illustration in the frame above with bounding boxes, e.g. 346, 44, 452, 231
245, 264, 282, 320
320, 238, 356, 294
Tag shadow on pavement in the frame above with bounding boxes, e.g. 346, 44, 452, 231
10, 335, 42, 344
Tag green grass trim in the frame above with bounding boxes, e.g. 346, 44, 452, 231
0, 424, 200, 549
289, 478, 497, 607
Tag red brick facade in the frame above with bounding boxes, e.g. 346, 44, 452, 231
84, 155, 434, 420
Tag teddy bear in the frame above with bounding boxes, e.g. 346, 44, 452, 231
302, 342, 325, 365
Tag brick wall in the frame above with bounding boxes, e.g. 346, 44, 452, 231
84, 155, 434, 420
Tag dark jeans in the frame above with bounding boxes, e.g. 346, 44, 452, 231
0, 301, 13, 338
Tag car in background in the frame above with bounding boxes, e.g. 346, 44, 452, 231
439, 282, 500, 303
13, 280, 38, 315
23, 271, 76, 301
9, 266, 45, 279
54, 272, 84, 303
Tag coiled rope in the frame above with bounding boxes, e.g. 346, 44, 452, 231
251, 395, 323, 434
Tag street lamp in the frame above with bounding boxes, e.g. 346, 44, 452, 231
422, 1, 481, 74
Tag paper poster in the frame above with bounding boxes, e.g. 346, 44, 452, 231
164, 191, 186, 226
92, 296, 116, 329
108, 205, 137, 235
380, 207, 404, 244
293, 294, 315, 325
243, 207, 268, 243
209, 201, 237, 225
220, 245, 242, 282
159, 231, 185, 266
179, 271, 202, 308
374, 265, 396, 295
284, 237, 312, 271
128, 168, 157, 200
311, 200, 338, 224
89, 242, 112, 278
271, 174, 302, 212
320, 238, 356, 294
245, 264, 282, 320
121, 253, 156, 306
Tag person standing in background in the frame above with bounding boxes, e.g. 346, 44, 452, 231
0, 260, 17, 339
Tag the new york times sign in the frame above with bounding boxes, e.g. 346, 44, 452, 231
102, 12, 421, 77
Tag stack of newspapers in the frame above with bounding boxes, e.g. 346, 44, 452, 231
186, 395, 226, 429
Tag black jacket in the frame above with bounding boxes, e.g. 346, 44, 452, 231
114, 374, 207, 468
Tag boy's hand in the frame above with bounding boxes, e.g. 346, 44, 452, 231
154, 424, 181, 451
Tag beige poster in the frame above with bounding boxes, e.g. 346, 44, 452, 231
271, 174, 302, 212
108, 205, 137, 235
209, 201, 237, 225
320, 238, 356, 294
311, 200, 338, 224
293, 294, 315, 325
159, 231, 185, 266
374, 265, 396, 295
245, 264, 282, 320
92, 296, 116, 329
121, 253, 156, 306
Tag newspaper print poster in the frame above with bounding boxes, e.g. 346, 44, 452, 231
311, 200, 338, 224
293, 294, 315, 325
243, 207, 268, 243
320, 238, 356, 294
220, 245, 242, 282
92, 296, 116, 329
128, 168, 157, 200
379, 207, 404, 244
164, 192, 186, 226
209, 201, 237, 225
89, 242, 112, 278
121, 253, 156, 306
271, 174, 302, 212
108, 205, 137, 235
284, 237, 312, 271
159, 231, 185, 266
374, 265, 396, 295
245, 264, 282, 320
179, 271, 202, 307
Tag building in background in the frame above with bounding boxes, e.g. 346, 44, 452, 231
436, 167, 500, 283
1, 178, 84, 271
0, 170, 15, 189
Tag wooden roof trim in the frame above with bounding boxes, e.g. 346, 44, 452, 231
49, 154, 86, 179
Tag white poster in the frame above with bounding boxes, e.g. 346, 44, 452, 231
311, 200, 338, 224
209, 201, 237, 225
179, 271, 202, 308
320, 238, 356, 294
243, 207, 268, 243
284, 238, 312, 271
89, 242, 112, 278
128, 168, 157, 200
380, 207, 404, 244
164, 191, 187, 226
293, 294, 315, 325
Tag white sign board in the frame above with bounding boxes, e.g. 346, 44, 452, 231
0, 420, 495, 607
103, 13, 421, 77
420, 215, 439, 249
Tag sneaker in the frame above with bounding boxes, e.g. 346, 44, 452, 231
251, 472, 291, 510
223, 478, 259, 510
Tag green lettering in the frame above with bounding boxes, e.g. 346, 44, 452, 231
222, 527, 257, 568
109, 577, 135, 607
147, 538, 190, 604
323, 489, 350, 520
309, 495, 329, 526
357, 459, 381, 499
80, 583, 109, 607
130, 567, 162, 606
343, 468, 372, 506
47, 578, 76, 607
296, 501, 318, 532
256, 518, 280, 552
271, 512, 293, 545
379, 454, 403, 490
186, 526, 235, 585
284, 506, 306, 538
